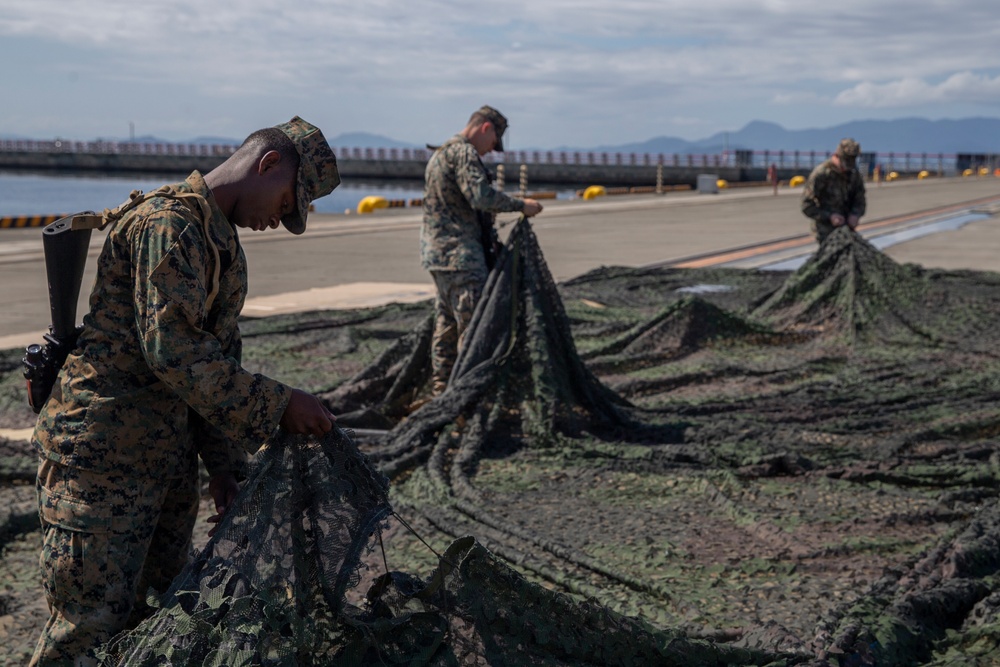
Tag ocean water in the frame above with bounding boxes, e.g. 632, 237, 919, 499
0, 171, 427, 218
0, 171, 577, 218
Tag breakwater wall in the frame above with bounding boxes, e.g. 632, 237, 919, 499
2, 140, 979, 187
0, 148, 788, 187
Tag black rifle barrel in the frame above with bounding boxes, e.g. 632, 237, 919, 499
42, 214, 93, 340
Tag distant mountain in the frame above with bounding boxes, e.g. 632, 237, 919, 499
584, 118, 1000, 155
6, 117, 1000, 155
578, 136, 697, 155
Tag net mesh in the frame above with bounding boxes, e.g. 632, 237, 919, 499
99, 428, 392, 665
71, 221, 1000, 666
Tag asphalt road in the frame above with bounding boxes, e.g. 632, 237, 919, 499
2, 176, 999, 349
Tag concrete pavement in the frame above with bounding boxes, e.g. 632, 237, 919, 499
1, 175, 999, 351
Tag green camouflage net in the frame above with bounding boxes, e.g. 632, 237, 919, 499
323, 222, 1000, 665
94, 220, 800, 666
94, 434, 788, 665
3, 222, 1000, 666
97, 428, 393, 665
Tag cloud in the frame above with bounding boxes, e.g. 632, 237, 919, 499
774, 91, 826, 106
2, 0, 1000, 144
835, 72, 1000, 108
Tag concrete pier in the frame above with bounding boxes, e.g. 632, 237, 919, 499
1, 175, 998, 349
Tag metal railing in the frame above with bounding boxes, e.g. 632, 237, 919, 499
3, 139, 997, 174
0, 139, 237, 157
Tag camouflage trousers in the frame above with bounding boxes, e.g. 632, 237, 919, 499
30, 458, 199, 667
430, 269, 486, 395
812, 219, 860, 244
812, 218, 835, 243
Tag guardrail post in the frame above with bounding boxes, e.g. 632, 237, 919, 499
656, 163, 663, 195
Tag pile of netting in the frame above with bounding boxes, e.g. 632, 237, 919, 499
98, 428, 391, 665
55, 222, 1000, 665
100, 426, 787, 666
94, 220, 800, 666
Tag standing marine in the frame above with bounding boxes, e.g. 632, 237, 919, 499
420, 105, 543, 396
30, 117, 341, 666
801, 138, 867, 242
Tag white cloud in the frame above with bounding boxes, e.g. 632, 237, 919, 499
2, 0, 1000, 144
835, 72, 1000, 108
774, 91, 826, 106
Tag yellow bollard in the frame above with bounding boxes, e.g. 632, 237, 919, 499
886, 171, 899, 182
788, 175, 805, 187
582, 185, 607, 200
357, 196, 389, 214
716, 179, 728, 189
918, 170, 930, 180
963, 169, 974, 177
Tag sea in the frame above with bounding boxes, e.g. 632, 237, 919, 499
0, 171, 429, 218
0, 171, 576, 218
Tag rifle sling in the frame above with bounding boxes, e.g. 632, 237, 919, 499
70, 187, 221, 312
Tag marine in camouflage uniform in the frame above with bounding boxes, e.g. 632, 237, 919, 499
30, 117, 340, 667
420, 105, 543, 395
801, 138, 867, 243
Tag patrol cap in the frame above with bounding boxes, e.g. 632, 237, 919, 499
274, 116, 340, 235
836, 138, 861, 158
475, 105, 508, 153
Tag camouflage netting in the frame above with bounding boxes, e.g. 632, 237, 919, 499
94, 430, 789, 667
83, 220, 798, 666
3, 222, 1000, 665
751, 226, 966, 346
98, 428, 392, 665
322, 223, 1000, 666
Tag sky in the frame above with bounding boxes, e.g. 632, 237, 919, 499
2, 0, 1000, 150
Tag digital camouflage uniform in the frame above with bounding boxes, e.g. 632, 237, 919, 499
30, 172, 290, 666
801, 140, 867, 243
421, 134, 525, 394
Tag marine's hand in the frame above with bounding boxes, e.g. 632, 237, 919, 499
522, 199, 543, 217
207, 472, 241, 537
280, 388, 337, 436
830, 213, 846, 227
847, 214, 860, 229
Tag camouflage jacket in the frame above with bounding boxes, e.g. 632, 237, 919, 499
420, 135, 525, 273
801, 159, 867, 223
32, 172, 289, 480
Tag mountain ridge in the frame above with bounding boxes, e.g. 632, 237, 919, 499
4, 117, 1000, 155
568, 117, 1000, 155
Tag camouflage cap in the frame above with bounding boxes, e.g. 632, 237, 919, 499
836, 138, 861, 158
274, 116, 340, 235
476, 105, 508, 153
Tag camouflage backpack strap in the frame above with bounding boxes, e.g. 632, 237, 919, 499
70, 186, 221, 311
